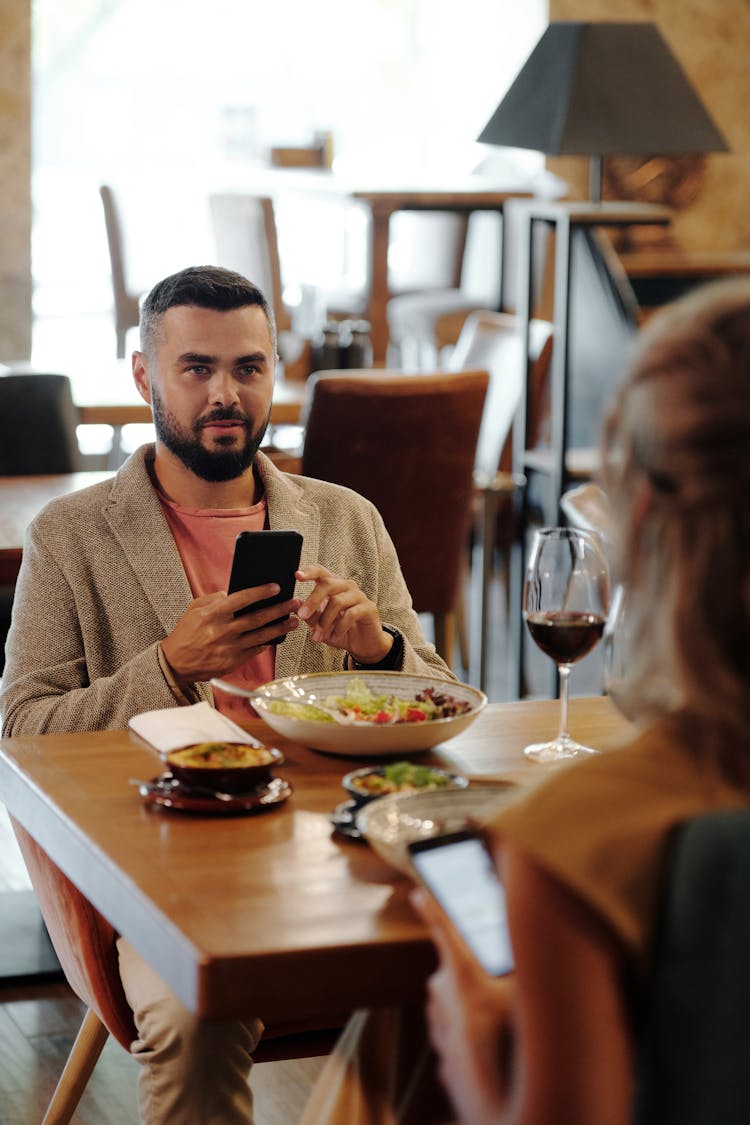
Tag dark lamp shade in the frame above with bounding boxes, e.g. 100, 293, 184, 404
478, 22, 728, 157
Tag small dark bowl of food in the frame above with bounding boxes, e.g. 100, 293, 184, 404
342, 760, 468, 808
166, 742, 283, 794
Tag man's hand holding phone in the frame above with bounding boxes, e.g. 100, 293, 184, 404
161, 528, 305, 688
160, 583, 301, 688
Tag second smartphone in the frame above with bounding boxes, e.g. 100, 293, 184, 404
228, 530, 303, 642
408, 828, 514, 977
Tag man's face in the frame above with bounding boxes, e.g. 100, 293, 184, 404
135, 304, 276, 482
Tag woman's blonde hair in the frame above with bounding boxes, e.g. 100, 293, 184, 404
602, 278, 750, 762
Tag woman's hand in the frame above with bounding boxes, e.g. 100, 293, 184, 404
410, 886, 515, 1125
295, 565, 393, 664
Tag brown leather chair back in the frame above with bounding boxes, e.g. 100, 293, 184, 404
11, 819, 137, 1049
300, 369, 488, 616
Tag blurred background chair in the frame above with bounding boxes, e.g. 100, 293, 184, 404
209, 193, 292, 333
0, 372, 82, 674
0, 372, 82, 475
385, 191, 561, 371
209, 193, 318, 385
386, 212, 494, 368
99, 184, 142, 359
635, 809, 750, 1125
445, 311, 553, 687
11, 819, 346, 1124
560, 482, 614, 544
299, 369, 489, 670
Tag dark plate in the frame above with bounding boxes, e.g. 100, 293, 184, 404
139, 773, 292, 815
330, 799, 366, 841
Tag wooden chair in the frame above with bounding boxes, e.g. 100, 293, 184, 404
209, 193, 319, 387
299, 368, 489, 669
385, 212, 480, 367
634, 809, 750, 1124
10, 820, 344, 1124
99, 185, 141, 359
209, 193, 292, 333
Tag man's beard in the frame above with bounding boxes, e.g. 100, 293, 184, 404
151, 386, 270, 482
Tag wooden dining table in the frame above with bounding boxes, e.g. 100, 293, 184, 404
0, 696, 631, 1022
0, 471, 114, 584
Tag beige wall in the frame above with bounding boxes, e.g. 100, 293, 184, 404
548, 0, 750, 250
0, 0, 31, 360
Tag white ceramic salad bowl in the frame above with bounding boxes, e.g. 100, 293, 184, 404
214, 672, 487, 756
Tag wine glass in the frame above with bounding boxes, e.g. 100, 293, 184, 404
523, 527, 610, 762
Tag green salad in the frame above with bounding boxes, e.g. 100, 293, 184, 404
352, 761, 454, 795
266, 677, 471, 725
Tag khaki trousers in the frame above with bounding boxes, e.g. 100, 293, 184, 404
117, 937, 263, 1124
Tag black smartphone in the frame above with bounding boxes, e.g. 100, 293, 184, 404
228, 530, 303, 642
408, 828, 514, 977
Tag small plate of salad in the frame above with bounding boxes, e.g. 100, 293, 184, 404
245, 672, 487, 756
342, 760, 469, 806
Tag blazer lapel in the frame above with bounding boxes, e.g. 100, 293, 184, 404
102, 447, 194, 636
256, 453, 320, 678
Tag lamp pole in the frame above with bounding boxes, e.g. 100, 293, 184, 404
588, 155, 603, 205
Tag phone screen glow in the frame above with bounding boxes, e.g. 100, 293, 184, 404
412, 837, 514, 976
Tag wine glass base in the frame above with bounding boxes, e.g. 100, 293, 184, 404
523, 737, 599, 763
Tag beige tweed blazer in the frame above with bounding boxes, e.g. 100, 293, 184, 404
1, 447, 449, 735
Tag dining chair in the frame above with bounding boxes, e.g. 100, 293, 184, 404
209, 193, 292, 333
0, 372, 82, 475
10, 819, 346, 1124
634, 808, 750, 1124
385, 212, 491, 368
446, 311, 553, 688
99, 185, 142, 359
560, 482, 614, 546
299, 368, 489, 669
0, 372, 83, 673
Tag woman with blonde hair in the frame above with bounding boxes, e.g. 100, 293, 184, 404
301, 278, 750, 1125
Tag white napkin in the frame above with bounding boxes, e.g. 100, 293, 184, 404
128, 701, 261, 756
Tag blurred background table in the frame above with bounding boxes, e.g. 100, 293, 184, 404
233, 169, 532, 362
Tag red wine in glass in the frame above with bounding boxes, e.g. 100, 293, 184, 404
526, 611, 606, 665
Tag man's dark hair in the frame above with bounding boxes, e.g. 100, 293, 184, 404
139, 265, 277, 354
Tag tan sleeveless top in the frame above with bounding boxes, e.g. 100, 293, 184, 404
492, 715, 750, 968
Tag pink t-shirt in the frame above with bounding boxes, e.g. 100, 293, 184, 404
158, 491, 276, 725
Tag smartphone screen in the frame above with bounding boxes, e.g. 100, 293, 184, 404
228, 530, 303, 641
409, 830, 514, 977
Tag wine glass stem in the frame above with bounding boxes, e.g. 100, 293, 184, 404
557, 664, 571, 742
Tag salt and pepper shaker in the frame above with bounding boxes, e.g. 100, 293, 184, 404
311, 320, 343, 371
346, 320, 373, 368
311, 319, 372, 371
